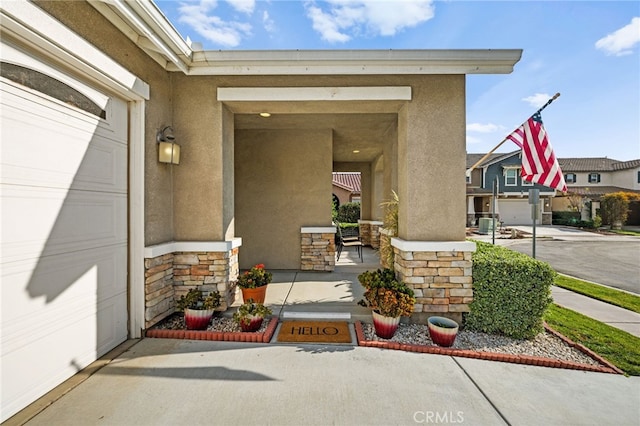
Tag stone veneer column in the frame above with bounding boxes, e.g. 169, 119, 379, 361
392, 239, 476, 324
358, 220, 383, 248
143, 239, 242, 328
301, 227, 336, 271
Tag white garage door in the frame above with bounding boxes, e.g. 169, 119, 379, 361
499, 199, 540, 225
1, 53, 128, 419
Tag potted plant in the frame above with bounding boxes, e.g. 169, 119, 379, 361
236, 263, 272, 304
233, 300, 272, 332
358, 268, 415, 339
176, 288, 221, 330
427, 316, 459, 347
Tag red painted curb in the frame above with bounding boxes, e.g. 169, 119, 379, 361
145, 317, 278, 344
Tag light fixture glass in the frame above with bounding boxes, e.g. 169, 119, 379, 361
259, 112, 271, 117
157, 126, 180, 164
353, 150, 360, 153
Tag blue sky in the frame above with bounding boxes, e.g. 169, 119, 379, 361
155, 0, 640, 161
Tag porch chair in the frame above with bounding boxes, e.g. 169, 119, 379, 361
335, 223, 363, 262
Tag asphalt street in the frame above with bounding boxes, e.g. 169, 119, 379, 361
485, 228, 640, 294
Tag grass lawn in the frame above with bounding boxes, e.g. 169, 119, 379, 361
554, 275, 640, 314
609, 229, 640, 236
545, 304, 640, 376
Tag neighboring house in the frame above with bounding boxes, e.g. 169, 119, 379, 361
466, 153, 640, 226
553, 157, 640, 221
466, 151, 556, 225
0, 1, 521, 420
332, 172, 361, 205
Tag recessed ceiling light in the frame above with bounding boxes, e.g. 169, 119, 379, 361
259, 112, 271, 117
353, 150, 360, 153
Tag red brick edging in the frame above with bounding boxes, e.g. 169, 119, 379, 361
354, 321, 622, 375
145, 317, 278, 343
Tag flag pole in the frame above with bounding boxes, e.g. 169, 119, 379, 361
466, 93, 561, 176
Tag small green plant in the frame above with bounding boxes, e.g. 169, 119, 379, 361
233, 300, 272, 326
465, 241, 554, 339
176, 289, 221, 311
358, 268, 415, 318
592, 215, 602, 228
236, 264, 272, 289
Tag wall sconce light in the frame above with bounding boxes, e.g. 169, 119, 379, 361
157, 126, 180, 164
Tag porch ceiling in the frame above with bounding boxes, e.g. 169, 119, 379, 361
234, 112, 397, 163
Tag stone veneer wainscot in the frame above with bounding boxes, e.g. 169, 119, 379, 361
300, 227, 336, 271
358, 220, 383, 248
392, 239, 476, 324
143, 240, 241, 328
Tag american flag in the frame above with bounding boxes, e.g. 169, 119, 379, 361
506, 111, 567, 193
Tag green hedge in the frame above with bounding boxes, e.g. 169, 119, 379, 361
336, 202, 361, 223
466, 241, 554, 339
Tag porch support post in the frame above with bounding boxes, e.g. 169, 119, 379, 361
467, 196, 476, 226
392, 239, 476, 324
301, 227, 336, 271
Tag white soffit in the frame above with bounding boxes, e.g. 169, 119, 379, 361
218, 87, 412, 102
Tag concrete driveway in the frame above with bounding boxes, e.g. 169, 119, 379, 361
473, 226, 640, 294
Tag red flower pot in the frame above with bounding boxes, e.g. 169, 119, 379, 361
241, 286, 267, 304
184, 309, 214, 330
239, 315, 264, 332
427, 316, 459, 347
372, 311, 401, 339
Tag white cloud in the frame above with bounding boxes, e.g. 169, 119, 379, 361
263, 10, 276, 34
467, 123, 499, 133
595, 17, 640, 56
305, 0, 435, 43
178, 0, 253, 47
227, 0, 255, 14
522, 93, 552, 109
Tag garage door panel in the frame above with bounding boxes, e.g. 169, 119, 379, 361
1, 82, 127, 192
499, 199, 540, 225
1, 244, 127, 354
1, 186, 126, 264
1, 59, 128, 421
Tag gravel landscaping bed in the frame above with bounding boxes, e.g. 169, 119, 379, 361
152, 314, 601, 368
361, 322, 602, 367
151, 313, 271, 334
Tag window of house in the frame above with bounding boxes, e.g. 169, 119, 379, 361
505, 169, 517, 186
466, 174, 471, 184
521, 177, 533, 186
588, 173, 601, 183
637, 171, 640, 184
565, 173, 577, 183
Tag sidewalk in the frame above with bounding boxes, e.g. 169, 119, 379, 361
552, 286, 640, 337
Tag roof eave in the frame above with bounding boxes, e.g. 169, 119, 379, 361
90, 1, 522, 76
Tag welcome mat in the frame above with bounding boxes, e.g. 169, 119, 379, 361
277, 321, 352, 344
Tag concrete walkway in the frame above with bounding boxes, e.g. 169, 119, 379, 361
12, 338, 640, 426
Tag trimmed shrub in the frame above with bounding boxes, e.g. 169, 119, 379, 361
336, 202, 360, 223
466, 241, 554, 339
552, 211, 580, 225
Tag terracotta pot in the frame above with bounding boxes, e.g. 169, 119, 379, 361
241, 285, 267, 304
239, 315, 264, 332
184, 308, 214, 330
427, 316, 459, 347
372, 310, 401, 339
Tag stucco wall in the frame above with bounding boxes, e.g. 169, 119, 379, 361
34, 1, 174, 246
235, 129, 332, 269
397, 75, 466, 241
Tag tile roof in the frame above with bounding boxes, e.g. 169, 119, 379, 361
558, 158, 640, 172
332, 172, 361, 193
564, 186, 640, 197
